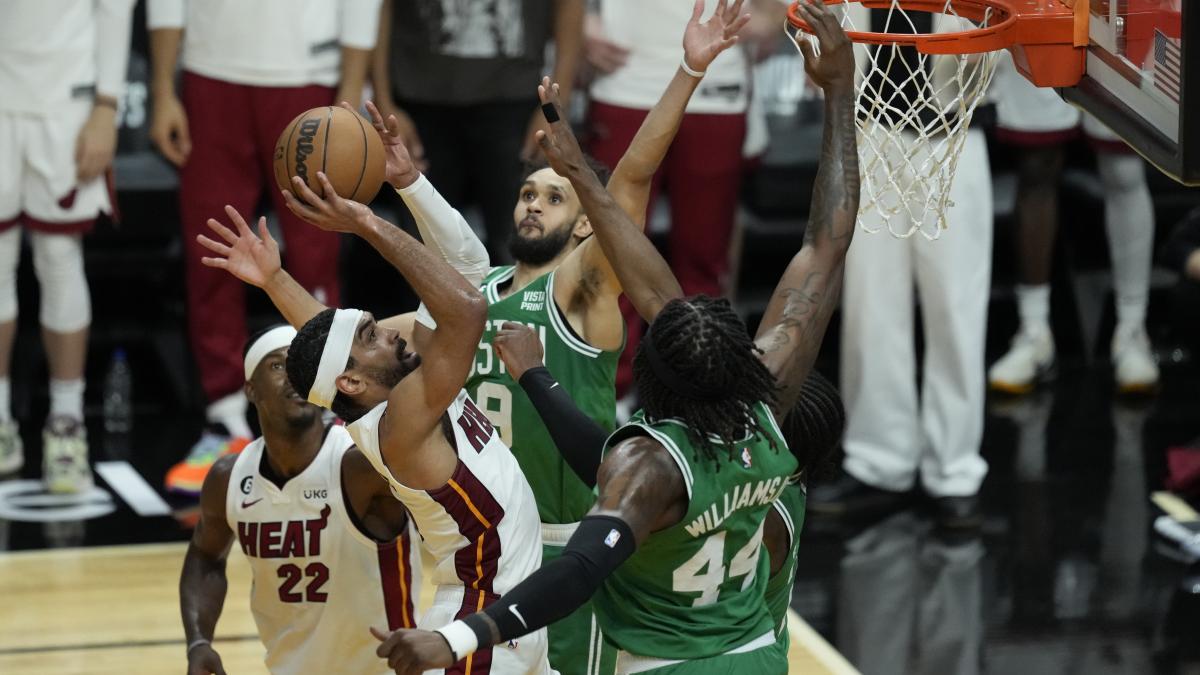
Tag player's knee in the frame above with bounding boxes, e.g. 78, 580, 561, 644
30, 232, 90, 332
0, 228, 21, 324
1097, 152, 1147, 194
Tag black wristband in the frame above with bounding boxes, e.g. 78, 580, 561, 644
541, 102, 560, 124
461, 613, 493, 651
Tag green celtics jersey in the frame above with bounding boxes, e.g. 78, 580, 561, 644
468, 266, 621, 525
594, 403, 798, 660
764, 482, 806, 648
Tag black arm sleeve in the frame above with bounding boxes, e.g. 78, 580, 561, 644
518, 366, 608, 488
462, 515, 636, 647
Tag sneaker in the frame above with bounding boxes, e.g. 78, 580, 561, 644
42, 415, 93, 494
164, 425, 251, 496
807, 470, 913, 518
1112, 324, 1159, 394
0, 419, 23, 474
988, 328, 1056, 394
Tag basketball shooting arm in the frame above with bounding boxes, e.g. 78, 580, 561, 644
551, 0, 751, 345
283, 175, 487, 488
372, 436, 687, 674
178, 455, 237, 675
753, 0, 858, 420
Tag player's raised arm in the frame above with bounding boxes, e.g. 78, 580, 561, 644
535, 81, 682, 322
197, 206, 328, 328
282, 174, 487, 441
494, 322, 608, 487
370, 436, 687, 674
754, 0, 858, 418
555, 0, 750, 303
179, 455, 237, 675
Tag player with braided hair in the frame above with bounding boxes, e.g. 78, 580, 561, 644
371, 3, 858, 673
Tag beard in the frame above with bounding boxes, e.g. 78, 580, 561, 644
507, 220, 575, 265
365, 338, 418, 391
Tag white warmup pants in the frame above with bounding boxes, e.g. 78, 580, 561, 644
839, 128, 992, 497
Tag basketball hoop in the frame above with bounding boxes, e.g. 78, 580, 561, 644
787, 0, 1087, 238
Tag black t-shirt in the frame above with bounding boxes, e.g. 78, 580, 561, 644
389, 0, 554, 105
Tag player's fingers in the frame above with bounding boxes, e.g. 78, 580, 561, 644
257, 216, 276, 246
224, 204, 254, 237
291, 176, 327, 211
728, 12, 752, 36
365, 100, 384, 127
729, 0, 746, 21
370, 625, 389, 643
206, 217, 239, 245
196, 234, 232, 257
315, 171, 343, 202
690, 0, 705, 24
281, 189, 320, 220
795, 35, 817, 63
534, 129, 550, 149
200, 256, 230, 270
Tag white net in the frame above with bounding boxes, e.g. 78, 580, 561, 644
791, 1, 1002, 239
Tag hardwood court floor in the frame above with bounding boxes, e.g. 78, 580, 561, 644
0, 542, 858, 674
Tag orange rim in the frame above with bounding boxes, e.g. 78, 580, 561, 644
786, 0, 1080, 55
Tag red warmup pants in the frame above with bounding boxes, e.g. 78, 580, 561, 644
180, 72, 341, 403
587, 101, 746, 394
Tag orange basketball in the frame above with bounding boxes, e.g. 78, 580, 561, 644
273, 106, 386, 204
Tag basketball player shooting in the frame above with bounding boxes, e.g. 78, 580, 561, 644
179, 325, 418, 675
371, 1, 857, 672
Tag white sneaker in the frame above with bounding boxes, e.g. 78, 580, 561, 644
989, 328, 1056, 394
1112, 325, 1159, 393
0, 420, 22, 474
42, 415, 93, 494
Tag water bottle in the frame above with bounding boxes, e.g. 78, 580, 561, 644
102, 349, 133, 434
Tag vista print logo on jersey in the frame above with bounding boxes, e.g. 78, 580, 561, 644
520, 290, 545, 312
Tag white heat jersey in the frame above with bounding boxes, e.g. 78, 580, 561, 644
225, 426, 420, 675
349, 390, 552, 675
0, 0, 135, 113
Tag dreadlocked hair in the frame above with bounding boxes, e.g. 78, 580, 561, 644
286, 308, 370, 423
781, 369, 845, 484
634, 296, 779, 467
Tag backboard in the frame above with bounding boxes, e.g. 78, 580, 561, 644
1062, 1, 1197, 184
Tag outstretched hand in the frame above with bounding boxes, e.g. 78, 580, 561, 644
282, 173, 374, 234
370, 626, 455, 675
197, 205, 282, 289
791, 0, 855, 91
682, 0, 751, 74
533, 77, 590, 182
359, 101, 425, 188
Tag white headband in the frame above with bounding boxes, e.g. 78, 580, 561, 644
243, 325, 298, 381
308, 309, 364, 408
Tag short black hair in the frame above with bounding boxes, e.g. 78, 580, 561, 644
781, 370, 845, 483
634, 296, 779, 466
521, 153, 612, 187
286, 308, 370, 423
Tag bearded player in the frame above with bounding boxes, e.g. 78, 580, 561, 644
198, 3, 751, 673
371, 1, 857, 672
179, 325, 419, 675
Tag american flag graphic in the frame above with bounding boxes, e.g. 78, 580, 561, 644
1152, 29, 1182, 104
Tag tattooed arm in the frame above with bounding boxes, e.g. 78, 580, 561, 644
754, 0, 858, 419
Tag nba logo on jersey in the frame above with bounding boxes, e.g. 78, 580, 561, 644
604, 529, 621, 548
741, 447, 753, 468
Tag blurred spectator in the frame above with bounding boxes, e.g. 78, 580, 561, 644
585, 0, 786, 396
811, 8, 993, 528
987, 54, 1158, 395
147, 0, 381, 495
372, 0, 585, 263
1163, 206, 1200, 358
0, 0, 136, 492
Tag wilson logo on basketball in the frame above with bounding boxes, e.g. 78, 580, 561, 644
293, 118, 321, 183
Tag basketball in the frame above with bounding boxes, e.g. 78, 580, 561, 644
273, 106, 386, 204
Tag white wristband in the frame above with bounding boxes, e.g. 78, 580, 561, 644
681, 59, 706, 78
186, 638, 211, 654
435, 620, 479, 662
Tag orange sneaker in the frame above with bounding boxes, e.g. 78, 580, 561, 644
165, 428, 251, 496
